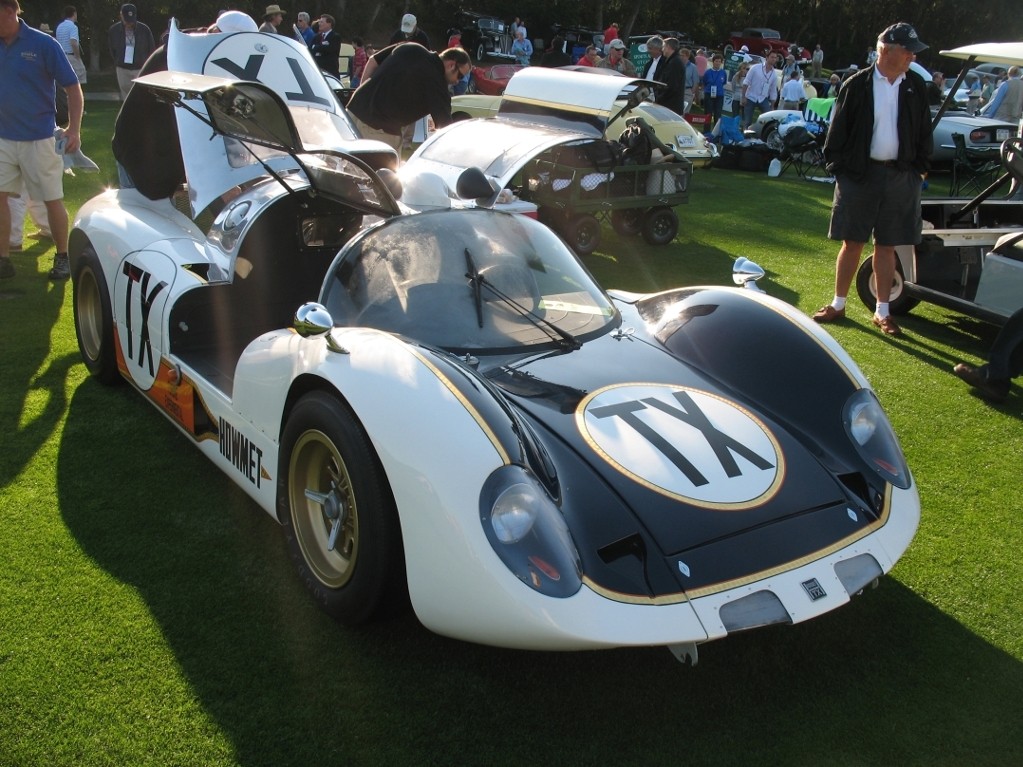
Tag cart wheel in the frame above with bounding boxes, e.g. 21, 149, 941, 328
564, 213, 602, 256
641, 206, 679, 246
611, 209, 643, 237
538, 206, 568, 232
855, 256, 919, 315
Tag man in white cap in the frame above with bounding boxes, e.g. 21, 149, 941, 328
598, 38, 635, 76
390, 12, 429, 48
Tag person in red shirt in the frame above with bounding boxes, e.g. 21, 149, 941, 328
602, 21, 618, 53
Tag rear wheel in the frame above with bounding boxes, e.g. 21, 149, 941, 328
278, 391, 404, 625
476, 42, 486, 62
641, 206, 679, 246
73, 246, 120, 385
855, 255, 920, 315
563, 213, 602, 256
611, 208, 643, 237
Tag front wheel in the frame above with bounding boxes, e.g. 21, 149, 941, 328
563, 212, 602, 256
278, 391, 404, 625
73, 246, 120, 385
642, 206, 679, 246
855, 255, 919, 315
476, 42, 486, 62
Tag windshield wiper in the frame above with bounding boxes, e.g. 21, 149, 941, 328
464, 248, 484, 329
463, 248, 581, 351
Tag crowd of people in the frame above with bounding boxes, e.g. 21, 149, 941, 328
1, 7, 1022, 401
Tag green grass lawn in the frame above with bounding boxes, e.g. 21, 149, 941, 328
1, 102, 1021, 766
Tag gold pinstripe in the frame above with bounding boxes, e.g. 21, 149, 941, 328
405, 345, 512, 466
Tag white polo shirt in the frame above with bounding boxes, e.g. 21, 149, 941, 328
870, 66, 904, 161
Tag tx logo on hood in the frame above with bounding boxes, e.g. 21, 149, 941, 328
577, 384, 784, 509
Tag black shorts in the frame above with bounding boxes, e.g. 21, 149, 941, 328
829, 163, 923, 246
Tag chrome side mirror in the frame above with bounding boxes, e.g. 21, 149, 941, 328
293, 302, 348, 353
732, 257, 766, 292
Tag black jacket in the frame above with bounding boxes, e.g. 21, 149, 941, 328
310, 28, 342, 75
348, 43, 452, 135
656, 50, 685, 114
823, 64, 933, 181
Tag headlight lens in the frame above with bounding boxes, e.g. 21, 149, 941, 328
843, 389, 911, 489
491, 484, 539, 543
481, 466, 582, 597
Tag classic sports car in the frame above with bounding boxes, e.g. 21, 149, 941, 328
70, 24, 919, 662
466, 63, 524, 95
448, 67, 719, 168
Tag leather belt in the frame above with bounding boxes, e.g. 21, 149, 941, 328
869, 159, 899, 167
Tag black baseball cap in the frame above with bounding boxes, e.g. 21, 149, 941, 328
879, 23, 928, 53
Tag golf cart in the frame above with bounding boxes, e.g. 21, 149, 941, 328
856, 43, 1023, 329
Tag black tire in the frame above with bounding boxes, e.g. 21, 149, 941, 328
641, 206, 679, 246
72, 246, 120, 385
563, 212, 602, 256
610, 208, 643, 237
278, 391, 404, 625
855, 255, 920, 315
537, 205, 568, 232
476, 42, 486, 62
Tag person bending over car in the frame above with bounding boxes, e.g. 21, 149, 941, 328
347, 43, 471, 156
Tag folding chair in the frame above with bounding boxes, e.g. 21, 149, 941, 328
949, 132, 1000, 197
779, 125, 829, 181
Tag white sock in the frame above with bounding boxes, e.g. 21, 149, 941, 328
875, 302, 889, 319
832, 296, 847, 311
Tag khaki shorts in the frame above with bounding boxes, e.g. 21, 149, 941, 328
349, 114, 403, 157
0, 136, 65, 202
69, 54, 87, 84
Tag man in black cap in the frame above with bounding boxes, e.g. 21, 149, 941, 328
812, 22, 933, 337
107, 3, 155, 100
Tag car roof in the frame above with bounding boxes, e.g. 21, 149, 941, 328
940, 42, 1023, 67
405, 69, 664, 192
499, 68, 659, 129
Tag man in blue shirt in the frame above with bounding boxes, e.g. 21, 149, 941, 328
0, 0, 83, 280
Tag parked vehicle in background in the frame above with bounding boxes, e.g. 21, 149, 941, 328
724, 28, 801, 59
466, 63, 524, 95
446, 68, 718, 169
454, 9, 514, 62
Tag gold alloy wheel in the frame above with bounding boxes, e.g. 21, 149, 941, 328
288, 429, 360, 588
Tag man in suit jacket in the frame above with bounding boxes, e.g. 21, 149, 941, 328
656, 37, 685, 114
642, 36, 664, 81
309, 13, 341, 75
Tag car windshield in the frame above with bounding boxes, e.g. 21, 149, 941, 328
321, 209, 616, 352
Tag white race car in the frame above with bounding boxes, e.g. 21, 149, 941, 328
69, 23, 920, 662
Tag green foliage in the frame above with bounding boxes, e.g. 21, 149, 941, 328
1, 101, 1022, 766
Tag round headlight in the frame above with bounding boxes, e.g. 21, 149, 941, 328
491, 483, 540, 543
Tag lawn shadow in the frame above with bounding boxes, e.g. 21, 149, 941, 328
58, 383, 1023, 766
0, 271, 74, 489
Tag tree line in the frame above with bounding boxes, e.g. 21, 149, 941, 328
21, 0, 1023, 76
